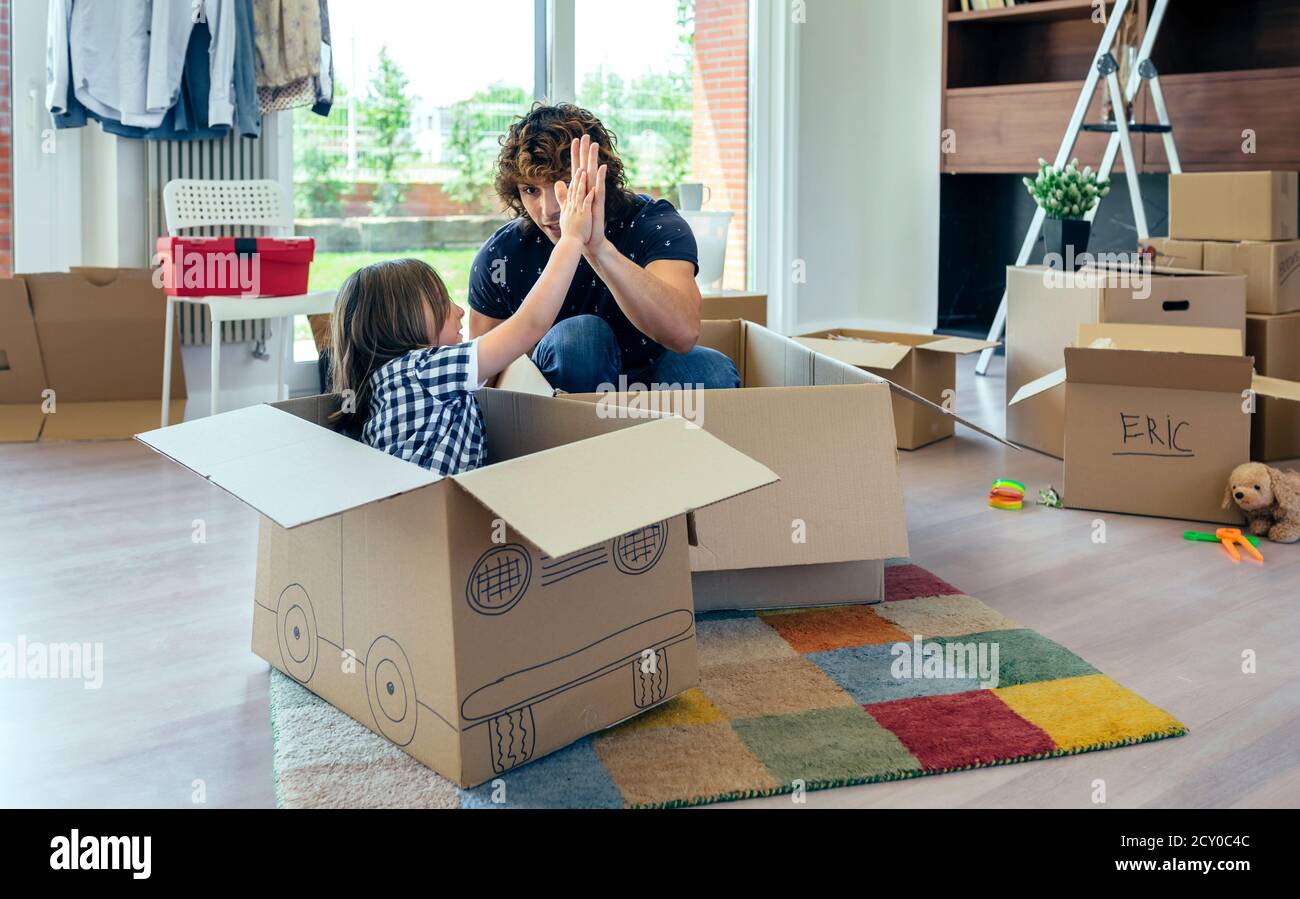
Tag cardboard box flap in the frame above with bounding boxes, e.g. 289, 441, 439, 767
1253, 375, 1300, 404
449, 415, 779, 559
794, 336, 911, 371
916, 336, 1002, 355
0, 277, 47, 405
1008, 367, 1067, 406
867, 370, 1021, 449
489, 354, 555, 397
1065, 346, 1254, 393
136, 404, 442, 528
1078, 322, 1243, 356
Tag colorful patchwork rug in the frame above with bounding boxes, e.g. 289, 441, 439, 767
269, 561, 1186, 808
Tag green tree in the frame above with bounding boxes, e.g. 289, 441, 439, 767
360, 48, 415, 216
293, 80, 349, 219
444, 84, 532, 209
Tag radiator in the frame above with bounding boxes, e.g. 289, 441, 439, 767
146, 133, 273, 346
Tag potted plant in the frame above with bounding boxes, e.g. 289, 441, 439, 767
1023, 158, 1110, 270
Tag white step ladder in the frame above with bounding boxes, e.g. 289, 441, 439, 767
975, 0, 1183, 376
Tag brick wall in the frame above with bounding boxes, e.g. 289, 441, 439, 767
0, 0, 12, 276
692, 0, 748, 290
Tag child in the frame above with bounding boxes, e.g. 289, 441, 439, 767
329, 139, 603, 475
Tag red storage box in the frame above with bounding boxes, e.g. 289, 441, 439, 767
154, 236, 315, 297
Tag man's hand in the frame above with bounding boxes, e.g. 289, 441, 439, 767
572, 134, 608, 259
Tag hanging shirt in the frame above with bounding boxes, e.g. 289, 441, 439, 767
47, 0, 237, 132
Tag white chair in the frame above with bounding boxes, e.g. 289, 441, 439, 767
160, 178, 337, 425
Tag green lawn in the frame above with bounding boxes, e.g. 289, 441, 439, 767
307, 247, 478, 305
295, 247, 478, 358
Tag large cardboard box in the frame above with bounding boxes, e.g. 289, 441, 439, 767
1010, 323, 1300, 523
0, 278, 47, 442
1247, 311, 1300, 460
0, 269, 187, 442
1203, 240, 1300, 316
794, 328, 1000, 449
137, 391, 777, 786
306, 291, 771, 355
553, 320, 1013, 610
700, 291, 767, 326
1169, 171, 1299, 242
1005, 264, 1247, 457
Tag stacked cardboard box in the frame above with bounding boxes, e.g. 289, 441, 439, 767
1009, 323, 1300, 523
1004, 263, 1247, 458
1143, 170, 1300, 459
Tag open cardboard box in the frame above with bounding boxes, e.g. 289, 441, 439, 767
502, 319, 1015, 611
0, 269, 185, 442
137, 390, 777, 787
794, 329, 1000, 449
1006, 263, 1247, 458
700, 291, 767, 326
1010, 322, 1300, 524
1247, 310, 1300, 461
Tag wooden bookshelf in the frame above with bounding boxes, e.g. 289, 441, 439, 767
940, 0, 1300, 173
949, 0, 1111, 26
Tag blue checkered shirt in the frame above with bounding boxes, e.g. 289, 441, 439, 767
362, 341, 486, 475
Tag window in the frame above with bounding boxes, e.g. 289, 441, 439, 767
291, 0, 537, 362
290, 0, 751, 364
576, 0, 750, 291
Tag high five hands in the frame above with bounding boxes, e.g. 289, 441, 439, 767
554, 134, 608, 255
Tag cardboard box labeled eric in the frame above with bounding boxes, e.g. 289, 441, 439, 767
0, 269, 186, 442
137, 390, 777, 786
1005, 264, 1247, 457
1010, 323, 1300, 523
794, 328, 1000, 449
548, 320, 1014, 610
700, 291, 767, 326
1247, 311, 1300, 460
1169, 171, 1299, 242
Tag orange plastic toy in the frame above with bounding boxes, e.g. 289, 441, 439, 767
1216, 527, 1264, 562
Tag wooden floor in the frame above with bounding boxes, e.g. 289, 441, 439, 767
2, 354, 1297, 809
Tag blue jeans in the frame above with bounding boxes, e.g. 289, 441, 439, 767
531, 315, 741, 393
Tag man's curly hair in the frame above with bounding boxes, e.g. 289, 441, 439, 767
494, 103, 640, 234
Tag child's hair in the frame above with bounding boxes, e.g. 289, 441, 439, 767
328, 258, 453, 437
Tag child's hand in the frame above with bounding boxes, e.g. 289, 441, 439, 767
555, 138, 597, 245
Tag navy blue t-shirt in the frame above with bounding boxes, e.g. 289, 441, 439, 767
468, 194, 699, 371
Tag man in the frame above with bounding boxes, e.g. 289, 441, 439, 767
468, 104, 740, 393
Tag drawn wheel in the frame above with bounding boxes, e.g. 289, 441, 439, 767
466, 544, 532, 615
614, 522, 667, 575
632, 648, 669, 708
365, 636, 417, 747
488, 707, 536, 774
276, 584, 318, 683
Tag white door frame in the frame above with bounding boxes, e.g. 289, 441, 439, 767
749, 0, 800, 333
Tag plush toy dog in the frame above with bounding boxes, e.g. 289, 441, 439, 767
1223, 462, 1300, 544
